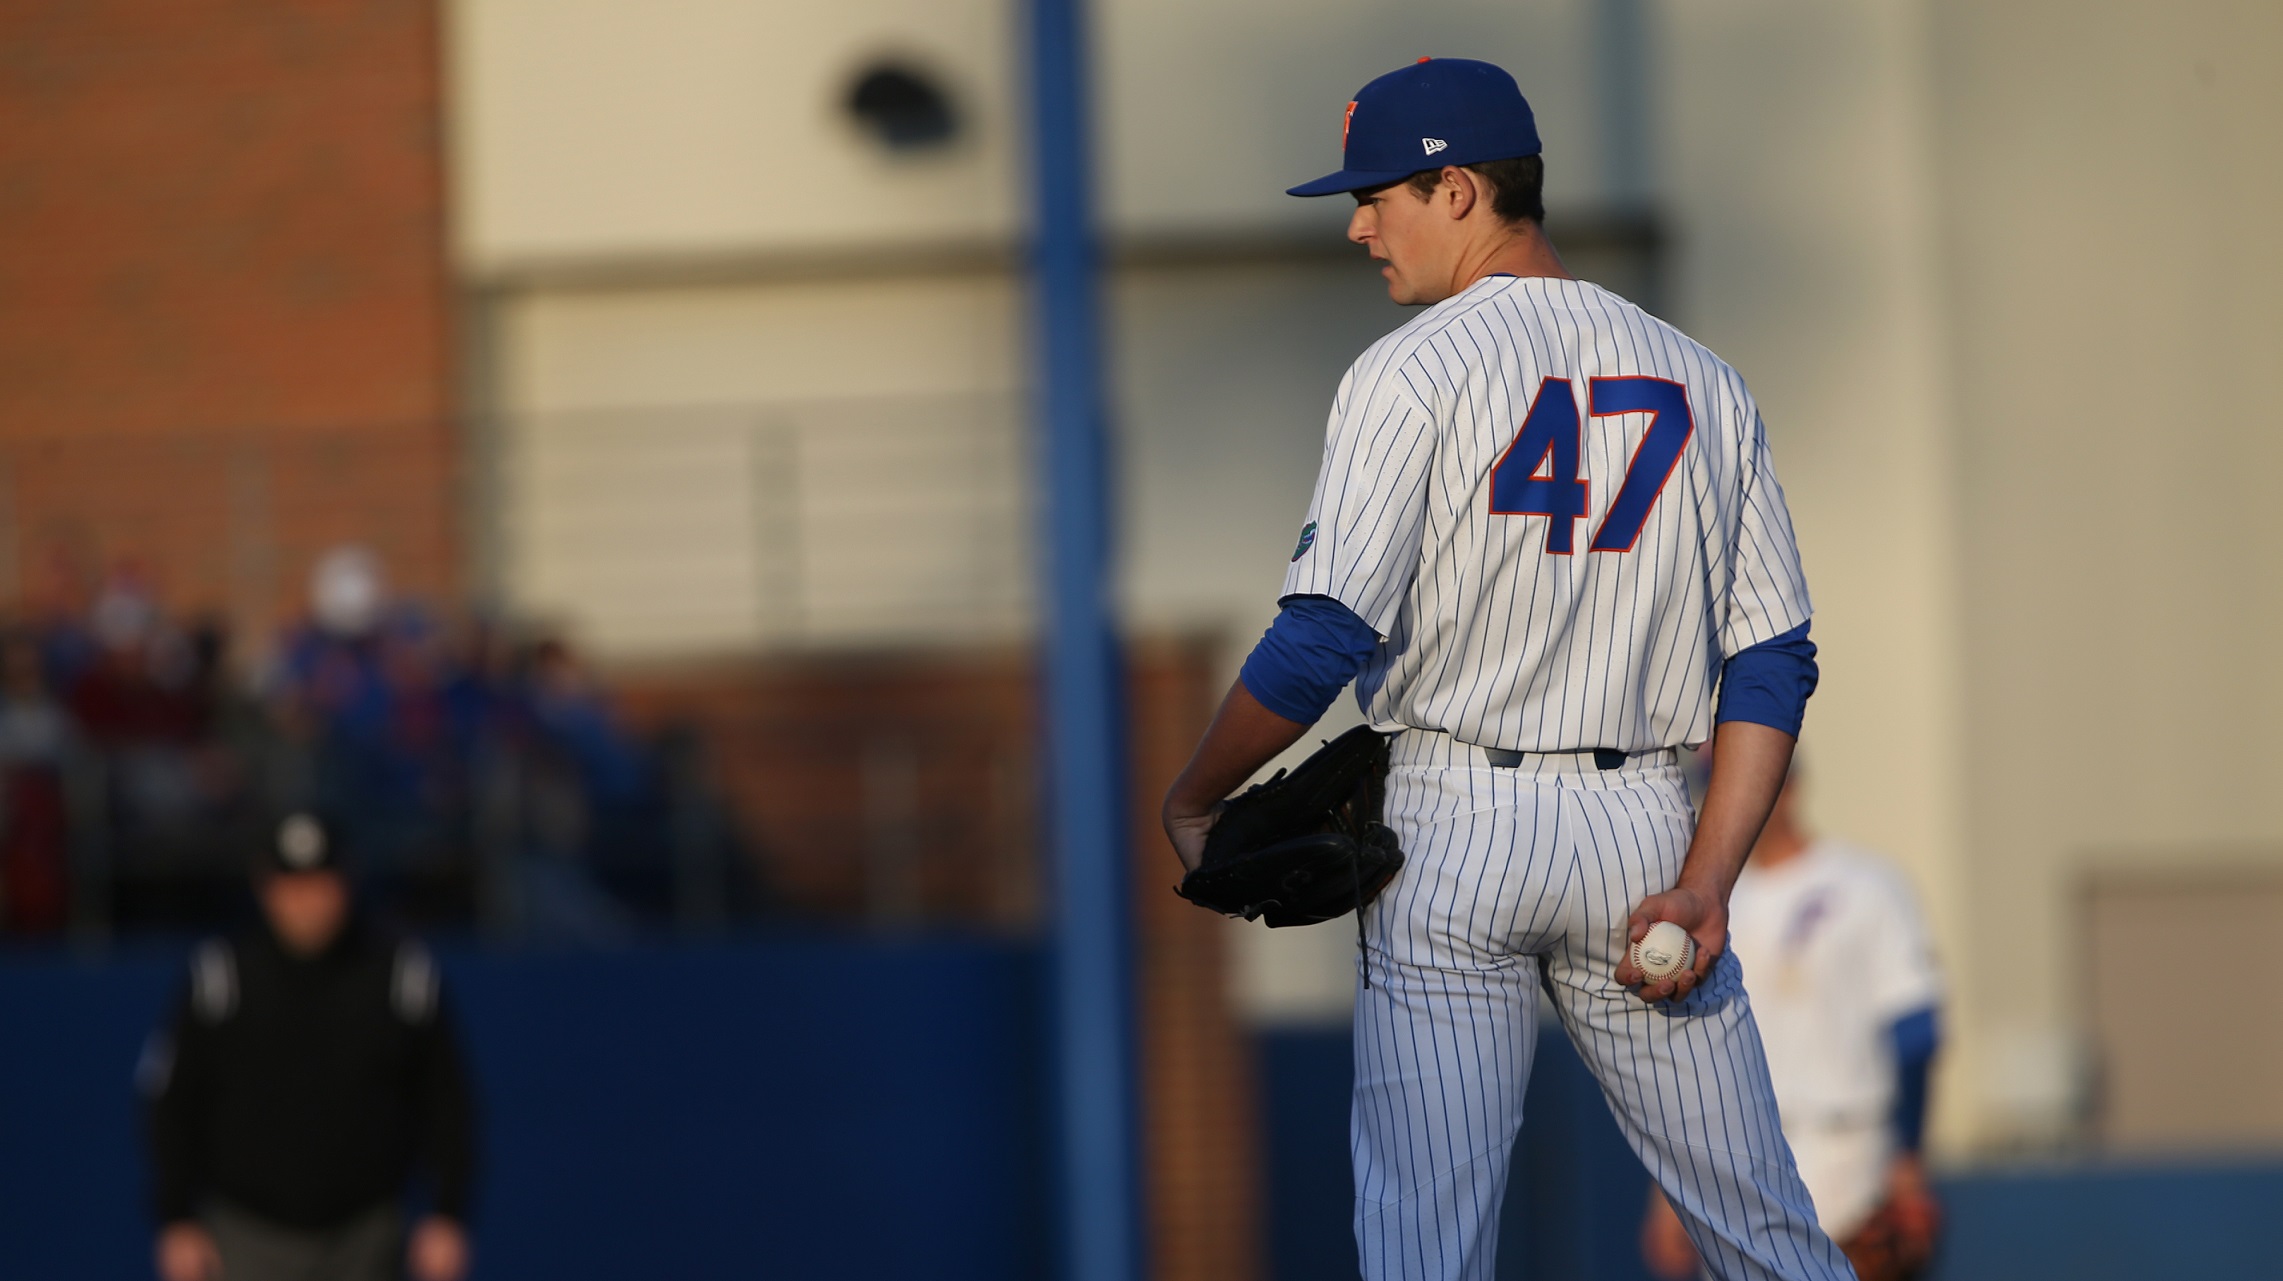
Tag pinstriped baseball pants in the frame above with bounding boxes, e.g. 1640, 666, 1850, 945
1352, 732, 1851, 1281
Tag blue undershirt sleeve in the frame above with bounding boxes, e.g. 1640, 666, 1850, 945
1714, 619, 1818, 736
1888, 1006, 1940, 1153
1237, 595, 1381, 725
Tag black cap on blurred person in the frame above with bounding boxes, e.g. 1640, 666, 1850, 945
259, 811, 344, 876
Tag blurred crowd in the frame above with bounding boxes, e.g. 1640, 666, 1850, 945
0, 547, 753, 942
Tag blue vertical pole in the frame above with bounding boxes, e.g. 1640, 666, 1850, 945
1027, 1, 1141, 1281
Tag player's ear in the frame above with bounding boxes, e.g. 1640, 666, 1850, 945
1443, 166, 1477, 219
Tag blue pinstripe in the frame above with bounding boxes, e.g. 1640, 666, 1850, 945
1352, 733, 1850, 1281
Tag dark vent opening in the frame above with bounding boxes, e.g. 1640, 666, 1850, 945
846, 63, 958, 151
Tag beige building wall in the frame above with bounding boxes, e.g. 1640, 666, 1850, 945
447, 0, 1624, 263
1096, 0, 1618, 232
446, 0, 1023, 268
1661, 0, 1974, 1145
488, 275, 1031, 656
1668, 0, 2283, 1150
1929, 0, 2283, 1147
445, 0, 1602, 664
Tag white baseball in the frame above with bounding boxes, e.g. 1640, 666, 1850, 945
1630, 920, 1695, 982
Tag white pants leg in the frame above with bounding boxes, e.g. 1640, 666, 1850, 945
1351, 735, 1851, 1281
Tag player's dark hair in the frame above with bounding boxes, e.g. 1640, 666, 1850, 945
1404, 155, 1546, 226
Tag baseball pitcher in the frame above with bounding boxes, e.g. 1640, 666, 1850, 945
1163, 58, 1848, 1281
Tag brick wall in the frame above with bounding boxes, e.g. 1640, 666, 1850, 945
0, 0, 458, 621
613, 646, 1044, 926
1127, 639, 1267, 1281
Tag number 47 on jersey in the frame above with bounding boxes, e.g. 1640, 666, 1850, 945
1487, 376, 1695, 555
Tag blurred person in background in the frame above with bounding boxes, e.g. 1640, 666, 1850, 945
519, 638, 642, 807
69, 574, 207, 749
437, 612, 517, 760
24, 543, 101, 693
477, 634, 643, 944
269, 546, 468, 897
139, 813, 476, 1281
67, 575, 250, 921
1642, 760, 1943, 1281
0, 630, 76, 932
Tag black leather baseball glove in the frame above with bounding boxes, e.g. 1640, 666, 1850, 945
1175, 726, 1403, 928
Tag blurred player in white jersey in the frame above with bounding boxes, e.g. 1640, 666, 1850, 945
1645, 761, 1944, 1281
1164, 58, 1849, 1281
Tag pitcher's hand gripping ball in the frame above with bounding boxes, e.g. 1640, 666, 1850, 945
1176, 726, 1403, 927
1630, 920, 1697, 982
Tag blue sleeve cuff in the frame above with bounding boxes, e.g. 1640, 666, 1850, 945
1888, 1006, 1940, 1152
1715, 620, 1818, 736
1238, 596, 1381, 725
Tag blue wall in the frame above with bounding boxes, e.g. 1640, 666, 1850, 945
1256, 1022, 2283, 1281
1937, 1159, 2283, 1280
0, 937, 1048, 1281
7, 942, 2280, 1280
0, 948, 177, 1280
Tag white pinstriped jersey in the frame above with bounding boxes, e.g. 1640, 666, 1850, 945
1281, 274, 1811, 752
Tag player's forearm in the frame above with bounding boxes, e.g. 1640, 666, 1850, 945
1677, 721, 1797, 901
1163, 680, 1309, 819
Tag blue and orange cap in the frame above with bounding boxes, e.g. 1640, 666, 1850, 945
1288, 57, 1541, 197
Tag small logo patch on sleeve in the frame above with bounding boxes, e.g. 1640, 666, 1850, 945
1291, 521, 1318, 562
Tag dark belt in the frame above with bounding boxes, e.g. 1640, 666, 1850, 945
1482, 747, 1631, 770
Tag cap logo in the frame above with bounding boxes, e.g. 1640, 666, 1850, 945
1342, 101, 1358, 148
278, 814, 326, 870
1422, 137, 1448, 156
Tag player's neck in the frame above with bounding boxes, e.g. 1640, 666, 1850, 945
1455, 221, 1572, 292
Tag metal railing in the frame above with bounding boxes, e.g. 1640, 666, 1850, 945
495, 391, 1034, 660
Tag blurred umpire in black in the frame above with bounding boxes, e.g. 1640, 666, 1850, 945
139, 813, 476, 1281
